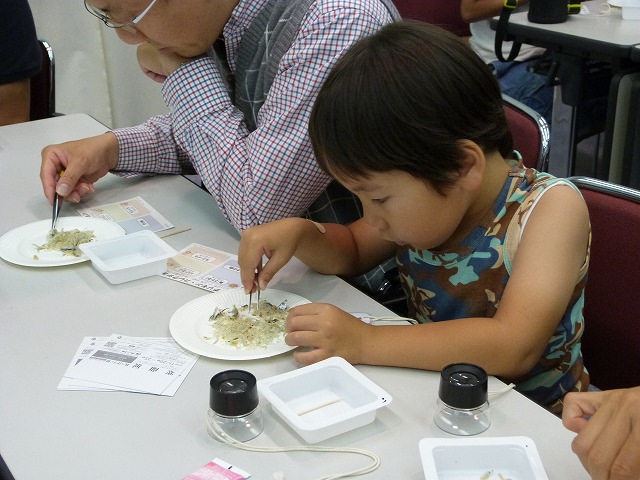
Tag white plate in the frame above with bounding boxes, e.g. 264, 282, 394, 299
0, 217, 126, 267
169, 289, 310, 360
608, 0, 622, 7
419, 436, 549, 480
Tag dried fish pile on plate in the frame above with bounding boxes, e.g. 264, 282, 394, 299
36, 229, 96, 257
205, 300, 290, 349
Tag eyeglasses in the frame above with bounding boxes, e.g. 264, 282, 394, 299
84, 0, 158, 33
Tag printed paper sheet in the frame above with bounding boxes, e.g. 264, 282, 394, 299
76, 196, 173, 233
59, 334, 198, 396
163, 243, 242, 293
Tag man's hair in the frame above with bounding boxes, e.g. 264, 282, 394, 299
309, 20, 513, 194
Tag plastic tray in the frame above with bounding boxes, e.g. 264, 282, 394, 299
258, 357, 392, 443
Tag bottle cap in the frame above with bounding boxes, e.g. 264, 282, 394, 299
209, 370, 259, 417
438, 363, 488, 409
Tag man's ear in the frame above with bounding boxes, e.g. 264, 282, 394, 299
454, 140, 485, 191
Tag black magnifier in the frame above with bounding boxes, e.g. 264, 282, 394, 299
435, 363, 490, 436
207, 370, 263, 442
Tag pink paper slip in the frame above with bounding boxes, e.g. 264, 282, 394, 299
182, 458, 250, 480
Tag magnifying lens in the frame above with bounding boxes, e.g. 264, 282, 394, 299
207, 370, 263, 442
434, 363, 490, 436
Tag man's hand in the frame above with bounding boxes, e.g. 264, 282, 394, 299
137, 42, 202, 83
563, 387, 640, 479
40, 132, 119, 204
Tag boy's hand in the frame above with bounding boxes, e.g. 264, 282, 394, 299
238, 218, 310, 293
285, 303, 370, 365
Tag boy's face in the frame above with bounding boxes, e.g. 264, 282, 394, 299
338, 170, 469, 251
86, 0, 236, 57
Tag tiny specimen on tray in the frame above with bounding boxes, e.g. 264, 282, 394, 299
205, 300, 290, 349
479, 471, 511, 480
35, 228, 96, 257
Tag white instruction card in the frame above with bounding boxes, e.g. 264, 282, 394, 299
76, 196, 174, 233
162, 243, 242, 292
59, 334, 198, 396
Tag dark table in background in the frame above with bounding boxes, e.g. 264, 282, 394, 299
492, 5, 640, 188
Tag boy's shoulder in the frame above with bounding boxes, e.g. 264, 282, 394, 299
504, 170, 588, 274
508, 168, 580, 199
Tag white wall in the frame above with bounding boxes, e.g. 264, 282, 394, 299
28, 1, 168, 129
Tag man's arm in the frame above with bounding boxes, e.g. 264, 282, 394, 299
113, 2, 395, 232
0, 79, 31, 126
0, 0, 41, 126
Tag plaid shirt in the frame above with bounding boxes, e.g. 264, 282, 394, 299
113, 0, 395, 231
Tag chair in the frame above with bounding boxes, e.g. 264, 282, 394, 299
392, 0, 470, 38
503, 94, 550, 171
29, 38, 56, 121
568, 176, 640, 391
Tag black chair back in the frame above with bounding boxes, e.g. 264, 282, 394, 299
29, 38, 55, 121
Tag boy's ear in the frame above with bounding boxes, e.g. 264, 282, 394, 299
454, 140, 485, 191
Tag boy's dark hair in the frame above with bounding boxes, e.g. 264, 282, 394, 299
309, 20, 514, 194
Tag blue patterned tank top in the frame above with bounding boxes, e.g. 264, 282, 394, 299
396, 167, 590, 413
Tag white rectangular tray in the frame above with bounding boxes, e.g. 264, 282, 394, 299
419, 436, 549, 480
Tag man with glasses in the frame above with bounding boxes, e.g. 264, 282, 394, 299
40, 0, 399, 234
84, 0, 159, 34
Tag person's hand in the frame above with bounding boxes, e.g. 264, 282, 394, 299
40, 132, 119, 204
238, 218, 315, 294
137, 42, 203, 83
562, 387, 640, 479
285, 303, 371, 365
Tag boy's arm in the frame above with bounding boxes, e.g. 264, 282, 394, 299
357, 185, 589, 379
295, 219, 396, 276
239, 218, 396, 293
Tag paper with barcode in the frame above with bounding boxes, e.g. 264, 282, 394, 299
58, 334, 198, 396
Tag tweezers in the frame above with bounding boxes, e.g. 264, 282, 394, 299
49, 170, 65, 237
49, 192, 63, 236
256, 262, 262, 313
249, 287, 260, 315
249, 261, 263, 315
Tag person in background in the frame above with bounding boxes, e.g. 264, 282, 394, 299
238, 20, 591, 414
0, 0, 42, 126
460, 0, 553, 126
563, 387, 640, 479
40, 0, 398, 234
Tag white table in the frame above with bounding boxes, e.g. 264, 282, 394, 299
0, 115, 589, 480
